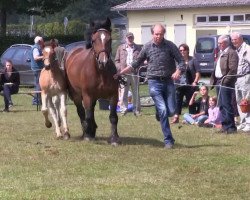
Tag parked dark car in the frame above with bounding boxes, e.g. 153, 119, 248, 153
64, 41, 86, 52
0, 44, 33, 85
194, 34, 250, 74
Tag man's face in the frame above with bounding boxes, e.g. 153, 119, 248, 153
126, 36, 134, 46
218, 39, 227, 51
231, 34, 243, 49
152, 25, 164, 45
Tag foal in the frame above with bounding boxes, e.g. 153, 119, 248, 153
39, 44, 70, 140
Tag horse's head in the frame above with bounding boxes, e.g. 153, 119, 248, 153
91, 28, 112, 69
42, 44, 57, 70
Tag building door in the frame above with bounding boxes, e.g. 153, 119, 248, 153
174, 24, 186, 47
141, 25, 152, 44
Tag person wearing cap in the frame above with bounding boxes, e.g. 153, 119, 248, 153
115, 32, 142, 116
114, 24, 185, 149
30, 36, 44, 105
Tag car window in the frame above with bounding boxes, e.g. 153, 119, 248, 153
13, 48, 26, 62
196, 38, 215, 53
1, 48, 16, 60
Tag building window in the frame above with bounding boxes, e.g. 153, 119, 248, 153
195, 13, 250, 25
246, 14, 250, 21
197, 16, 206, 22
209, 16, 218, 22
220, 16, 230, 22
233, 15, 244, 21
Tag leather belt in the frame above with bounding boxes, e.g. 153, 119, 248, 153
148, 76, 169, 81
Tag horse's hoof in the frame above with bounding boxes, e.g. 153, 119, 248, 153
45, 122, 52, 128
111, 142, 119, 147
63, 132, 70, 140
84, 136, 95, 141
56, 135, 63, 140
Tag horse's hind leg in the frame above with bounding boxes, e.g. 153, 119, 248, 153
59, 93, 70, 140
41, 92, 52, 128
74, 100, 86, 138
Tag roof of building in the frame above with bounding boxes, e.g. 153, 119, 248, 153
111, 0, 250, 11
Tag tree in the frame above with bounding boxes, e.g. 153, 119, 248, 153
0, 0, 77, 36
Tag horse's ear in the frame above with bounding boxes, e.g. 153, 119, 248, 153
105, 17, 111, 28
90, 21, 95, 28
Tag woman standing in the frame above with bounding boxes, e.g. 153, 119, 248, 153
171, 44, 201, 123
0, 60, 20, 112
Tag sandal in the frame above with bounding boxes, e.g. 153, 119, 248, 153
171, 116, 179, 124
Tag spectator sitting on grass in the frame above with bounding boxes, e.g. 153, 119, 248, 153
203, 96, 222, 128
182, 85, 209, 125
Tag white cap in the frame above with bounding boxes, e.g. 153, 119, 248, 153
34, 36, 43, 44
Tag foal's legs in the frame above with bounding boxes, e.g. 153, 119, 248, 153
48, 97, 62, 139
41, 92, 52, 128
58, 92, 70, 140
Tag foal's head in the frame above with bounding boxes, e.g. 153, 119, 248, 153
42, 44, 57, 70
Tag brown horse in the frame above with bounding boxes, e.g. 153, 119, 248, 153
39, 42, 70, 140
65, 18, 120, 145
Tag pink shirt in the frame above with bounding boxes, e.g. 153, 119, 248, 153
208, 106, 222, 125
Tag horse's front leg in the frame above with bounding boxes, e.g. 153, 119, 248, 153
41, 92, 52, 128
48, 97, 62, 139
59, 92, 70, 140
82, 97, 97, 140
109, 95, 120, 146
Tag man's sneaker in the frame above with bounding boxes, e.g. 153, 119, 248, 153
242, 126, 250, 132
120, 110, 127, 116
237, 124, 245, 130
164, 143, 174, 149
134, 111, 142, 117
8, 103, 13, 109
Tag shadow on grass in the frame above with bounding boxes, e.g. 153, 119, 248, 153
69, 135, 163, 147
69, 135, 233, 149
175, 143, 233, 149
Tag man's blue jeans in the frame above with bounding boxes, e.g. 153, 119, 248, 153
148, 79, 176, 145
33, 70, 41, 104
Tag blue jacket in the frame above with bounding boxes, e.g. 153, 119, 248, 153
30, 44, 43, 71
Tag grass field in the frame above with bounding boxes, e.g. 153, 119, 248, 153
0, 85, 249, 200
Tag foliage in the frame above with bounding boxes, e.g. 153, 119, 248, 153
0, 0, 77, 36
0, 85, 249, 199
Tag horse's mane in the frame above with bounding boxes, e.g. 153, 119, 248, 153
85, 17, 112, 49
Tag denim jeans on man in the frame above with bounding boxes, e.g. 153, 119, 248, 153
148, 79, 176, 145
33, 70, 41, 104
216, 85, 236, 131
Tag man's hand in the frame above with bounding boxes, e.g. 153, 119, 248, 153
113, 65, 132, 79
171, 69, 181, 80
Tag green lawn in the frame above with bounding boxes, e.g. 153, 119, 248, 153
0, 86, 249, 200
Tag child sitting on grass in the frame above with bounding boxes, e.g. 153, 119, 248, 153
182, 85, 209, 125
202, 96, 222, 128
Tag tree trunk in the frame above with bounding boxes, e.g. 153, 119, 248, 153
0, 8, 7, 36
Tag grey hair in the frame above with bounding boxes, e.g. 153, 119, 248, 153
218, 34, 230, 44
230, 32, 243, 39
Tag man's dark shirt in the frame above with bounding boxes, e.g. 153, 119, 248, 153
131, 39, 185, 79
